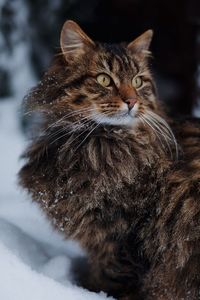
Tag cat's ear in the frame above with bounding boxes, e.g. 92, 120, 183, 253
127, 30, 153, 57
60, 20, 95, 60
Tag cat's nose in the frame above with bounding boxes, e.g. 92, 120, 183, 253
124, 98, 137, 110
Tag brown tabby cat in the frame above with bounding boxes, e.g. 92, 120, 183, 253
19, 20, 200, 299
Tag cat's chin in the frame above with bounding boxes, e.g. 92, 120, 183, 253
93, 113, 139, 127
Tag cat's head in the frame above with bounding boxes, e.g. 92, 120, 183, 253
24, 20, 177, 156
58, 20, 156, 127
26, 20, 159, 128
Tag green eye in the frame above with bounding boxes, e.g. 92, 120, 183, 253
97, 74, 111, 87
132, 76, 143, 89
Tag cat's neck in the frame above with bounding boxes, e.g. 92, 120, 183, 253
40, 124, 173, 178
26, 123, 174, 184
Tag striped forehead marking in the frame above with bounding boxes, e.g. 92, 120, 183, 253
100, 45, 139, 77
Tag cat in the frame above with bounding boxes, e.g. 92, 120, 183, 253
19, 20, 200, 299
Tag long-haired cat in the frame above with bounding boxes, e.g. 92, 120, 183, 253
19, 20, 200, 299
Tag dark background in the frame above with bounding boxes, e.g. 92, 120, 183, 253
1, 0, 200, 117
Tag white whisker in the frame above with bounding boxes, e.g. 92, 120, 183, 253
145, 116, 173, 157
49, 111, 102, 146
49, 119, 92, 145
74, 119, 102, 153
42, 107, 96, 135
146, 111, 178, 158
139, 115, 169, 154
46, 114, 93, 141
139, 111, 178, 159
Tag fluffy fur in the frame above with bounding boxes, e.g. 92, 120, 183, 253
19, 21, 200, 299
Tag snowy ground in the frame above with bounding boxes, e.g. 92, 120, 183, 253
0, 99, 112, 300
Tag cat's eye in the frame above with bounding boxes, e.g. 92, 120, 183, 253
97, 74, 111, 87
132, 76, 143, 89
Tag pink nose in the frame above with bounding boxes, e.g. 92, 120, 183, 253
124, 98, 137, 110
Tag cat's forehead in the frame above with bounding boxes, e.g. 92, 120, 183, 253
92, 43, 140, 79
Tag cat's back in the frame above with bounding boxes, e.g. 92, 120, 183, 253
158, 117, 200, 252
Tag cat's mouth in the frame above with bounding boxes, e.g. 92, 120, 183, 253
116, 101, 139, 119
91, 99, 140, 126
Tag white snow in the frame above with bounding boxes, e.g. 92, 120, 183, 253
0, 99, 113, 300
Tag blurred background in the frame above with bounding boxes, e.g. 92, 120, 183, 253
1, 0, 200, 120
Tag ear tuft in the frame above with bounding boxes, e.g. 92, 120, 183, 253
128, 30, 153, 55
60, 20, 95, 59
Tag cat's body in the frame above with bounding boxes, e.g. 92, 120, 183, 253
19, 21, 200, 299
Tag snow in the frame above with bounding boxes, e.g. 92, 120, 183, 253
0, 99, 112, 300
0, 242, 107, 300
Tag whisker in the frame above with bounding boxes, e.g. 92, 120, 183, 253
49, 111, 102, 146
146, 111, 178, 158
139, 115, 169, 154
46, 114, 92, 140
65, 112, 104, 149
146, 117, 173, 158
49, 118, 93, 145
64, 121, 96, 149
141, 111, 178, 159
144, 115, 173, 144
74, 119, 102, 153
146, 113, 173, 139
41, 107, 96, 135
139, 114, 174, 158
